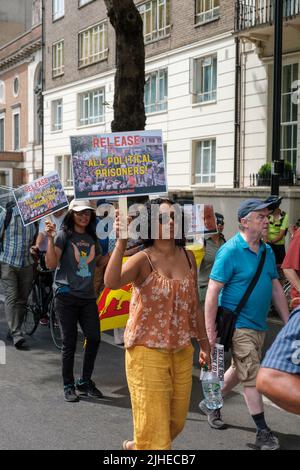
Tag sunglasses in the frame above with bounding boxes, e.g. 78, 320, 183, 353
158, 212, 175, 224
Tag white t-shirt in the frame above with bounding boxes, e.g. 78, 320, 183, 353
38, 211, 67, 251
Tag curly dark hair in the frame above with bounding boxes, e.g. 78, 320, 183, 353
141, 197, 186, 247
61, 209, 98, 243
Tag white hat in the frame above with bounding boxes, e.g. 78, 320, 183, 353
69, 199, 95, 212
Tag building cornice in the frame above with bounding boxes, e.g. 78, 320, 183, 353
0, 39, 42, 72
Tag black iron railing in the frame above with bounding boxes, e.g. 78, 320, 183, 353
249, 170, 295, 186
235, 0, 300, 31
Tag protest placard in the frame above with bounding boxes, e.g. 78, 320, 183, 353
13, 172, 69, 226
70, 130, 167, 200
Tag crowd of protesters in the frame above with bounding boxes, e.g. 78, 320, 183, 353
0, 192, 299, 451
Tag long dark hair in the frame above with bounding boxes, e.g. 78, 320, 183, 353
61, 210, 98, 243
142, 197, 186, 248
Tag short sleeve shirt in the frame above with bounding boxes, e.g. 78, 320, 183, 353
268, 212, 288, 245
54, 230, 101, 299
262, 307, 300, 374
281, 229, 300, 308
210, 233, 278, 331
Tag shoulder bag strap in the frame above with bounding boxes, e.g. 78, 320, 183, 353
235, 245, 267, 315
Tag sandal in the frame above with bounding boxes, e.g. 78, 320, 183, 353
122, 440, 134, 450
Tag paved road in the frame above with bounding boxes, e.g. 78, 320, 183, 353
0, 302, 299, 450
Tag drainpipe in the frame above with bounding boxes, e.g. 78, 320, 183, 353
41, 0, 45, 176
271, 0, 283, 196
234, 36, 241, 188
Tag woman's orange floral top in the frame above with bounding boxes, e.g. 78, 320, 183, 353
124, 250, 203, 350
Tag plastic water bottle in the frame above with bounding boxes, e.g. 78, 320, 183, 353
201, 364, 223, 411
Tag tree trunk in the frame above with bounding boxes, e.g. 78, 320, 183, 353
104, 0, 146, 132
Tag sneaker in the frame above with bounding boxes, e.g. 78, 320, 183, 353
255, 429, 280, 450
64, 385, 79, 403
199, 399, 226, 430
75, 379, 103, 399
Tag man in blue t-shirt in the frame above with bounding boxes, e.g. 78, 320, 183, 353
201, 198, 290, 450
257, 307, 300, 415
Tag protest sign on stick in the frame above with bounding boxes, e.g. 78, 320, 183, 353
70, 130, 167, 200
13, 172, 68, 226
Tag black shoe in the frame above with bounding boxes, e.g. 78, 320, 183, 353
75, 379, 103, 399
14, 337, 26, 349
255, 429, 280, 450
64, 385, 79, 403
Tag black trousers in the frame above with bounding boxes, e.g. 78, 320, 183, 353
55, 293, 101, 386
269, 243, 286, 265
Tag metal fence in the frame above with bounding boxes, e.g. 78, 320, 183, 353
249, 171, 296, 187
235, 0, 300, 31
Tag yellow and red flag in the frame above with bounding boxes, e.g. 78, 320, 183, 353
97, 244, 204, 332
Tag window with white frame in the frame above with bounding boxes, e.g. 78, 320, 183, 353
53, 0, 64, 21
78, 88, 105, 126
79, 22, 108, 67
192, 55, 217, 103
51, 99, 63, 132
13, 111, 20, 151
52, 40, 64, 77
195, 0, 220, 25
138, 0, 171, 43
55, 155, 73, 187
0, 116, 4, 151
281, 63, 298, 171
145, 68, 168, 113
194, 139, 216, 184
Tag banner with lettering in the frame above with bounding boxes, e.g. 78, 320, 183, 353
13, 172, 69, 226
70, 130, 167, 199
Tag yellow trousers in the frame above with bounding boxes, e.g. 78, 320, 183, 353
125, 344, 194, 450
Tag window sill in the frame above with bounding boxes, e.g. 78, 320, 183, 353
192, 99, 217, 107
146, 109, 168, 117
52, 73, 64, 79
77, 121, 105, 129
78, 0, 96, 9
144, 33, 171, 46
51, 129, 63, 134
191, 183, 216, 188
194, 16, 220, 28
52, 15, 65, 23
78, 55, 108, 70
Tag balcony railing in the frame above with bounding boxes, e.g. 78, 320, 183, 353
235, 0, 300, 31
249, 170, 296, 187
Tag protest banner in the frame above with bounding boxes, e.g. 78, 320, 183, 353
97, 244, 204, 331
70, 130, 167, 200
184, 204, 217, 237
13, 172, 69, 226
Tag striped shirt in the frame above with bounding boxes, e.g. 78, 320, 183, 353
262, 307, 300, 374
0, 206, 36, 268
